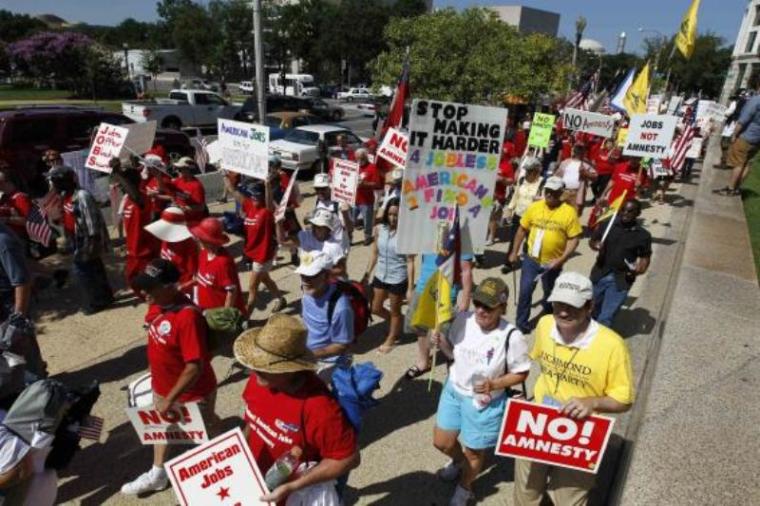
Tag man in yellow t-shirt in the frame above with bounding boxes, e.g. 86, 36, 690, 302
513, 272, 635, 506
508, 177, 582, 332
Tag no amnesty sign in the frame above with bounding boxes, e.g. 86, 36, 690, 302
495, 398, 615, 474
623, 114, 677, 159
125, 402, 208, 445
166, 428, 270, 506
562, 108, 615, 138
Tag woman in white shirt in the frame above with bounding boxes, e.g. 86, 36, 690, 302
554, 144, 597, 214
430, 277, 531, 506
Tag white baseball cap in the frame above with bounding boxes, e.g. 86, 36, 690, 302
548, 272, 593, 308
544, 176, 565, 192
313, 173, 330, 189
308, 208, 335, 230
295, 251, 333, 277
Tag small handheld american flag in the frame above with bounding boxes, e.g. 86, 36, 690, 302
26, 204, 53, 247
78, 415, 104, 442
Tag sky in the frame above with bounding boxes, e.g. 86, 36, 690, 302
0, 0, 751, 54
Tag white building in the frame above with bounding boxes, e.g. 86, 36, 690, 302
486, 5, 560, 36
720, 0, 760, 103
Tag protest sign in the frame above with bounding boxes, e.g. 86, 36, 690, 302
562, 108, 615, 138
616, 128, 628, 147
696, 100, 726, 124
623, 114, 678, 159
377, 127, 408, 169
666, 96, 683, 115
85, 123, 129, 173
125, 402, 208, 445
331, 159, 360, 206
495, 398, 615, 474
275, 168, 300, 221
527, 113, 555, 148
646, 95, 662, 114
166, 428, 269, 506
397, 99, 507, 254
649, 159, 671, 179
62, 150, 109, 204
686, 137, 703, 159
122, 121, 157, 158
217, 118, 270, 180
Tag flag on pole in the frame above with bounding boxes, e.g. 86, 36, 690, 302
410, 207, 461, 331
675, 0, 701, 59
380, 52, 410, 138
26, 203, 53, 247
623, 63, 650, 115
668, 106, 697, 175
611, 68, 635, 113
564, 71, 599, 110
597, 189, 629, 225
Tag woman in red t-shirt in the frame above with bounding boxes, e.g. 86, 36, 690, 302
354, 148, 383, 246
190, 218, 246, 314
592, 139, 617, 202
144, 206, 198, 295
234, 315, 359, 504
166, 158, 207, 222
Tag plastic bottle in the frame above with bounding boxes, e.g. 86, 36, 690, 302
471, 373, 492, 410
264, 446, 302, 491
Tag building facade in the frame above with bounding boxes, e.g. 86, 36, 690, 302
721, 0, 760, 103
486, 5, 560, 37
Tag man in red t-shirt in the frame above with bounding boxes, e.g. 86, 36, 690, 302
121, 258, 218, 496
354, 148, 382, 246
227, 175, 287, 317
166, 157, 206, 222
592, 139, 617, 201
604, 155, 649, 205
234, 314, 359, 504
0, 172, 32, 240
145, 206, 198, 294
190, 218, 246, 314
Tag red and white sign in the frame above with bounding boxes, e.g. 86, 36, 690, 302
274, 168, 299, 222
622, 114, 678, 159
377, 127, 408, 169
331, 158, 360, 206
495, 399, 615, 474
85, 123, 129, 173
166, 428, 270, 506
125, 402, 208, 445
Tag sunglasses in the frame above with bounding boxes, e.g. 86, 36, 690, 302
473, 301, 499, 312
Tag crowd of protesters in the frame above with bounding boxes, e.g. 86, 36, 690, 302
0, 88, 729, 506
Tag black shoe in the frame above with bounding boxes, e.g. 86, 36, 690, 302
291, 253, 300, 267
501, 264, 512, 274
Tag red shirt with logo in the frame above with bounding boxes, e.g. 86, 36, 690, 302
242, 200, 276, 263
141, 174, 171, 215
145, 299, 217, 401
608, 162, 648, 204
62, 194, 76, 235
242, 372, 356, 476
161, 239, 198, 286
122, 196, 159, 258
0, 191, 32, 238
594, 148, 616, 176
196, 248, 245, 313
355, 163, 381, 206
169, 176, 206, 221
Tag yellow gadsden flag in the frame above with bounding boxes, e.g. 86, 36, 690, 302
598, 189, 629, 224
675, 0, 700, 59
623, 64, 650, 115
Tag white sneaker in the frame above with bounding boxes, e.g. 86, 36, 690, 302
121, 469, 168, 495
437, 458, 462, 482
449, 484, 475, 506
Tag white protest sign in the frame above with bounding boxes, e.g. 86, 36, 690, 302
686, 137, 703, 159
204, 140, 223, 165
217, 118, 270, 180
121, 121, 157, 158
649, 159, 671, 178
562, 108, 615, 138
623, 114, 678, 159
377, 127, 408, 168
398, 99, 507, 254
275, 168, 299, 221
331, 159, 360, 206
85, 123, 129, 173
696, 100, 726, 124
125, 402, 208, 445
166, 428, 269, 506
646, 95, 662, 114
666, 96, 683, 115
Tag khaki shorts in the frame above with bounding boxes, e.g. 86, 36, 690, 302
726, 137, 760, 169
251, 260, 273, 273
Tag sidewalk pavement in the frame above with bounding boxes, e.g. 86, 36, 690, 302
617, 137, 760, 505
38, 175, 687, 505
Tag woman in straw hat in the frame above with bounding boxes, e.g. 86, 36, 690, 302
235, 314, 359, 504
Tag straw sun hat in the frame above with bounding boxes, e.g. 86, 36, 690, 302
233, 314, 316, 374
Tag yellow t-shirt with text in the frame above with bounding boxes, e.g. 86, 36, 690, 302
520, 201, 582, 265
530, 315, 635, 406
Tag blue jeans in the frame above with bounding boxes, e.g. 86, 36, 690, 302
516, 256, 561, 332
353, 204, 374, 240
592, 272, 629, 327
73, 257, 114, 311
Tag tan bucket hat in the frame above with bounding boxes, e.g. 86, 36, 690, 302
233, 314, 316, 374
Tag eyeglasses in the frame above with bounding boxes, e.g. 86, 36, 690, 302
473, 301, 498, 312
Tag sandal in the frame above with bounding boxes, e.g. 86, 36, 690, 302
271, 297, 287, 312
404, 364, 430, 380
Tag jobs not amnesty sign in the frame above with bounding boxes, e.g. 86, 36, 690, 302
397, 99, 507, 254
622, 114, 677, 159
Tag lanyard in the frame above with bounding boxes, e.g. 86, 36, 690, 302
550, 340, 581, 395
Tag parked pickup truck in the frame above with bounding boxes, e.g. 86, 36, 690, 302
122, 89, 240, 130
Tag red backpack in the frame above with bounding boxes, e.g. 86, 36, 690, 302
327, 280, 371, 340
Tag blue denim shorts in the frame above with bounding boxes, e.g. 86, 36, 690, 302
435, 380, 507, 450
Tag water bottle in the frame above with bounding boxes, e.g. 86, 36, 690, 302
471, 374, 492, 410
264, 446, 302, 491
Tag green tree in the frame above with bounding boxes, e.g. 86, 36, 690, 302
144, 50, 164, 90
372, 8, 564, 104
666, 33, 731, 98
0, 10, 46, 42
171, 3, 218, 70
391, 0, 428, 19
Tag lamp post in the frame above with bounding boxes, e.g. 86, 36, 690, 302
251, 0, 266, 122
122, 43, 130, 80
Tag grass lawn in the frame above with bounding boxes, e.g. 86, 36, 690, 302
0, 85, 123, 112
743, 159, 760, 278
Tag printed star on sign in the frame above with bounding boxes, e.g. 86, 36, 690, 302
217, 486, 230, 500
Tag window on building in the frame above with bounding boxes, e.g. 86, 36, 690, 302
737, 63, 748, 88
746, 31, 757, 53
754, 5, 760, 26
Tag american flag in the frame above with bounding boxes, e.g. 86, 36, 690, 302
564, 71, 599, 111
26, 204, 53, 247
77, 415, 104, 442
194, 136, 210, 173
668, 106, 696, 175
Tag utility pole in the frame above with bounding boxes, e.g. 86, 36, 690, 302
252, 0, 266, 122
